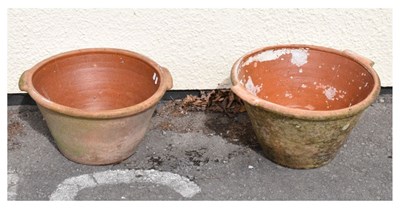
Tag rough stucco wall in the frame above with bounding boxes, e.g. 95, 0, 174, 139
8, 8, 392, 93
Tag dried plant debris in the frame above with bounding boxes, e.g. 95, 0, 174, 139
162, 89, 246, 116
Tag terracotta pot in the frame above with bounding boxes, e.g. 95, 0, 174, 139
19, 48, 173, 165
231, 44, 380, 169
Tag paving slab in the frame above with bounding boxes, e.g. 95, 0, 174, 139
7, 94, 392, 200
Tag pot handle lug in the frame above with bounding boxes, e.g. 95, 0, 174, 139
343, 49, 375, 67
160, 66, 173, 90
19, 70, 29, 92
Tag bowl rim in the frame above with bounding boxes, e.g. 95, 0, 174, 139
21, 48, 172, 119
230, 44, 381, 120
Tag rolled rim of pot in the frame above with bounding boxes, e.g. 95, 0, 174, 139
19, 48, 173, 119
230, 44, 381, 121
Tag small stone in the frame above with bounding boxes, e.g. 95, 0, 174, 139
232, 138, 239, 142
248, 165, 254, 169
121, 196, 126, 199
379, 98, 385, 103
162, 131, 166, 135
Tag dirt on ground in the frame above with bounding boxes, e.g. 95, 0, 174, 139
7, 119, 23, 151
156, 89, 246, 117
153, 89, 260, 151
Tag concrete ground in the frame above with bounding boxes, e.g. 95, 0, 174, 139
7, 94, 392, 200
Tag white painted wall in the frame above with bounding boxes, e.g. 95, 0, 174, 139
8, 8, 392, 93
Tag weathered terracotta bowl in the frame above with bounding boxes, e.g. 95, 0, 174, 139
19, 48, 173, 165
231, 44, 380, 169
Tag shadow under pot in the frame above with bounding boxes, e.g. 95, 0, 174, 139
19, 48, 173, 165
230, 44, 380, 169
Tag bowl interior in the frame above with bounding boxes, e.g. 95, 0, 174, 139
32, 52, 160, 111
237, 47, 375, 111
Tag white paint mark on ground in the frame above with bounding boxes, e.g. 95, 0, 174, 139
49, 169, 201, 200
8, 170, 19, 200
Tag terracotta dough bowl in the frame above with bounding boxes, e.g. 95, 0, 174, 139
19, 48, 173, 165
231, 44, 380, 169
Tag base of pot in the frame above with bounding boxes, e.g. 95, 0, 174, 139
56, 147, 136, 165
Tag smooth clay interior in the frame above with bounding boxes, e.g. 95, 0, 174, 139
32, 52, 160, 111
237, 47, 375, 111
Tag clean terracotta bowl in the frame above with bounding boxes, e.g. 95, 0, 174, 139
231, 44, 380, 169
19, 48, 173, 165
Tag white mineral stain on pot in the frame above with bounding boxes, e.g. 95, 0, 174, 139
284, 91, 293, 99
245, 76, 263, 96
152, 72, 158, 85
323, 86, 337, 101
290, 49, 309, 67
315, 83, 327, 90
242, 48, 309, 67
299, 68, 303, 73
